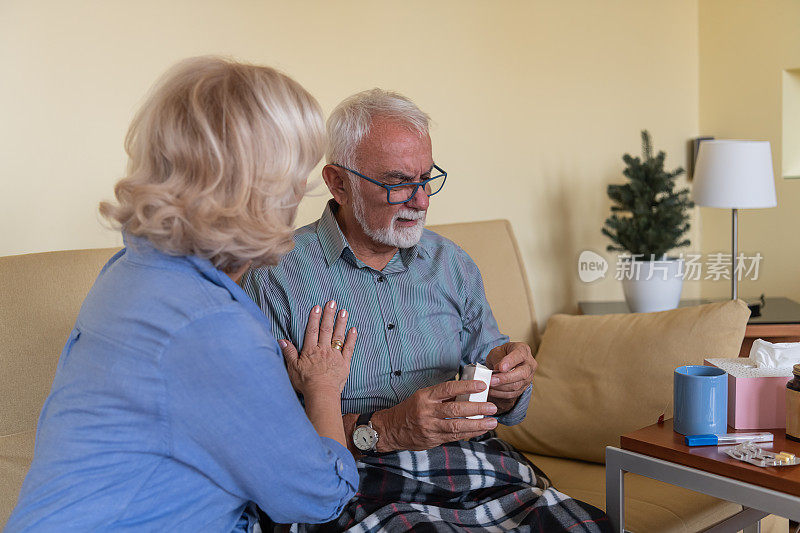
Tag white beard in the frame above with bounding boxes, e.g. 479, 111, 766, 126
351, 187, 426, 248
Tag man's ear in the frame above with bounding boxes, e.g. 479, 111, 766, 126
322, 164, 350, 206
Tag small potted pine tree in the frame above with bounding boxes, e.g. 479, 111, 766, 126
602, 130, 694, 312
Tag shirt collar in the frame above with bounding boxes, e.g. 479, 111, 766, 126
122, 233, 271, 329
317, 201, 352, 268
316, 200, 430, 270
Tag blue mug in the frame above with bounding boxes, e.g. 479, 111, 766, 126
673, 365, 728, 435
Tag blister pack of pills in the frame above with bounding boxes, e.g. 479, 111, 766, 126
724, 442, 800, 467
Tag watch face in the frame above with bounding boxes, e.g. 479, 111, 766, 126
353, 425, 378, 451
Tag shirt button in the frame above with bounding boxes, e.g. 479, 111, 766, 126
377, 275, 385, 282
394, 370, 402, 376
387, 323, 395, 330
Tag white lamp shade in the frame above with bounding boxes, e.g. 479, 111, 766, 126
692, 140, 777, 208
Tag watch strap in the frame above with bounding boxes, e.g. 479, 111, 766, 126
356, 411, 374, 428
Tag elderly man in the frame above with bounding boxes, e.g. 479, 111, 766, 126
242, 89, 609, 532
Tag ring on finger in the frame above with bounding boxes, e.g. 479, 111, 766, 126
331, 339, 344, 351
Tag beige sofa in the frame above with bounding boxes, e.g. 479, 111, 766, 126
0, 220, 786, 531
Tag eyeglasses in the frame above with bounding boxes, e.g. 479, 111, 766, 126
331, 163, 447, 205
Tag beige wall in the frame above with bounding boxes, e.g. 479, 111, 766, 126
0, 0, 700, 326
698, 0, 800, 301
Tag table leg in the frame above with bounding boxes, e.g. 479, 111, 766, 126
605, 447, 625, 532
703, 507, 766, 533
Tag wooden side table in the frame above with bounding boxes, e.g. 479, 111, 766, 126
606, 420, 800, 532
578, 297, 800, 357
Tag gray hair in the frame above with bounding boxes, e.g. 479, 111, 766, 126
326, 88, 430, 170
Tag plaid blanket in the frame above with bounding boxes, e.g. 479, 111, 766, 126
272, 434, 610, 532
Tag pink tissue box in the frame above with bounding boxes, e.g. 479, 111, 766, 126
704, 358, 793, 429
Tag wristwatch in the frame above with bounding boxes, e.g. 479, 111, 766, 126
352, 411, 380, 455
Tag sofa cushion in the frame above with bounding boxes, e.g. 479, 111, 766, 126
0, 248, 118, 437
498, 300, 750, 463
429, 220, 539, 351
0, 430, 36, 526
525, 452, 786, 533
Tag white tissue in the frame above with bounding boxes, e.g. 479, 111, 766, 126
749, 338, 800, 369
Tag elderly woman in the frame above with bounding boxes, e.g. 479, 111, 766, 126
6, 57, 358, 532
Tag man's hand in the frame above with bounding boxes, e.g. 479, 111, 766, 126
485, 342, 536, 415
371, 380, 498, 452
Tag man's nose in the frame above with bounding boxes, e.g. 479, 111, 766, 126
405, 184, 430, 210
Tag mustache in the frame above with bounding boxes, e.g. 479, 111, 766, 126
394, 209, 426, 221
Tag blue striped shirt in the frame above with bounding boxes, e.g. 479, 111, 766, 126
242, 202, 530, 426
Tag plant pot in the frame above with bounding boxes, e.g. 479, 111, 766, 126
621, 257, 684, 313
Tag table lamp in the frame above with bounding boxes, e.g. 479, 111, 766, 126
692, 140, 777, 300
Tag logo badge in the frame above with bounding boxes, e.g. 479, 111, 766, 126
578, 250, 608, 283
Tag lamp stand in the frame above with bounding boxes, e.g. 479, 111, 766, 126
731, 208, 738, 301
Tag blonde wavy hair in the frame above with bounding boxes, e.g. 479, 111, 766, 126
100, 56, 325, 272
